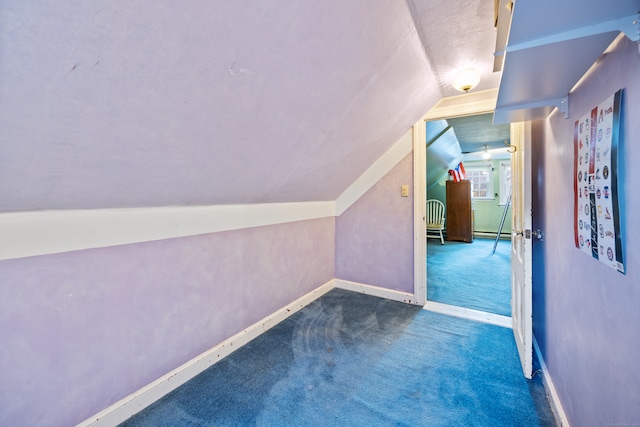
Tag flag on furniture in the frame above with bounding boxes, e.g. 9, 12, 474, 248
448, 162, 466, 182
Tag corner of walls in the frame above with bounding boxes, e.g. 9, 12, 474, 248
76, 280, 337, 427
0, 126, 415, 427
465, 159, 512, 235
0, 207, 336, 427
335, 130, 415, 293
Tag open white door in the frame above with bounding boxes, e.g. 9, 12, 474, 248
510, 121, 533, 379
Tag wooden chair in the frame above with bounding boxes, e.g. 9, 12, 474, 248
426, 199, 445, 245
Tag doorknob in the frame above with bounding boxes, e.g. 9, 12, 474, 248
533, 229, 544, 241
514, 229, 524, 236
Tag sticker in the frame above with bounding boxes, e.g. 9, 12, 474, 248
603, 165, 609, 179
598, 128, 603, 141
605, 207, 611, 220
597, 189, 601, 199
607, 247, 614, 261
579, 171, 583, 182
579, 219, 583, 229
604, 186, 610, 199
579, 235, 584, 247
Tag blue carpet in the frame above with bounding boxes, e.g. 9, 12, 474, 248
120, 289, 553, 426
427, 238, 512, 316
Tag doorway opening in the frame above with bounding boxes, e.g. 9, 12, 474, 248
413, 89, 514, 328
425, 112, 512, 321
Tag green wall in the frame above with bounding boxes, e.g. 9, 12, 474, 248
427, 159, 511, 236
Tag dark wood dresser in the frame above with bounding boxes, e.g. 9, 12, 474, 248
446, 180, 474, 242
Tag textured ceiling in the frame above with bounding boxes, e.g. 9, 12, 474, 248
409, 0, 506, 157
0, 1, 500, 211
407, 0, 501, 98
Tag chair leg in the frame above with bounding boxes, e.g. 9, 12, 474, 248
439, 230, 444, 245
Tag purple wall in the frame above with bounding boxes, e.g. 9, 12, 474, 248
532, 36, 640, 426
335, 153, 414, 293
0, 218, 334, 427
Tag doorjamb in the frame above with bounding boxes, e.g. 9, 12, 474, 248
413, 120, 427, 305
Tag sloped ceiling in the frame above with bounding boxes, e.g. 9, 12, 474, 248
0, 2, 435, 211
447, 113, 510, 153
0, 1, 499, 212
425, 121, 463, 189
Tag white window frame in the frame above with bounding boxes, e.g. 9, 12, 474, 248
499, 160, 512, 206
466, 163, 494, 200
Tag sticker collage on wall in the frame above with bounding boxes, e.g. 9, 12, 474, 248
574, 89, 624, 274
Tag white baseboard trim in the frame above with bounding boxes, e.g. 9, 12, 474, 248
77, 280, 422, 426
76, 280, 336, 427
422, 300, 512, 328
533, 336, 570, 427
334, 279, 419, 305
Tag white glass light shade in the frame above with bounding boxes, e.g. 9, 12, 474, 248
452, 68, 481, 92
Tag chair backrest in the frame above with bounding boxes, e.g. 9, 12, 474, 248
426, 199, 445, 226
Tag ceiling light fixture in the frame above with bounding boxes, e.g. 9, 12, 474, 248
452, 68, 481, 92
482, 144, 491, 160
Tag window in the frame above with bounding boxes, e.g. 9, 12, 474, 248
499, 161, 512, 206
466, 164, 493, 199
